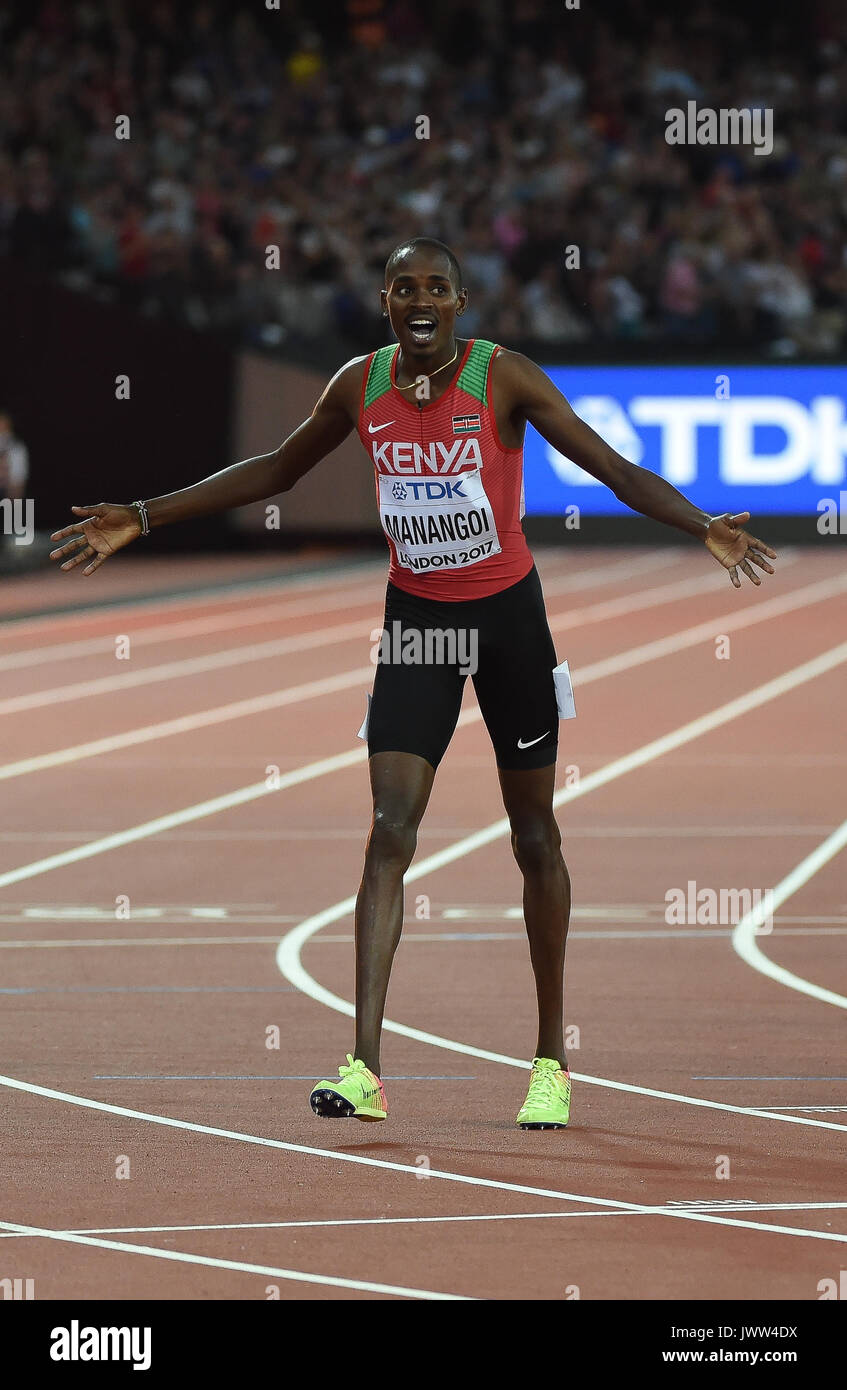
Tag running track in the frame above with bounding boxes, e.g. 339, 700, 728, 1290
1, 545, 845, 1300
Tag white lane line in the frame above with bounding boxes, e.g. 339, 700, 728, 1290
0, 1213, 632, 1238
3, 927, 847, 950
0, 564, 833, 786
0, 1219, 468, 1300
0, 746, 367, 890
0, 561, 701, 718
0, 553, 673, 672
4, 925, 847, 951
0, 560, 839, 792
0, 561, 386, 640
6, 569, 842, 1256
546, 552, 799, 640
0, 593, 783, 853
0, 937, 282, 948
0, 668, 374, 785
0, 575, 684, 779
2, 823, 840, 841
554, 569, 847, 685
1, 1199, 843, 1239
732, 818, 847, 1009
276, 639, 847, 1137
0, 554, 809, 724
540, 550, 682, 594
0, 586, 385, 673
0, 616, 379, 716
4, 622, 845, 891
2, 634, 846, 1128
0, 1074, 845, 1245
2, 617, 844, 1143
0, 555, 671, 700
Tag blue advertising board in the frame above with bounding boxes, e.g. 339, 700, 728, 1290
523, 366, 847, 516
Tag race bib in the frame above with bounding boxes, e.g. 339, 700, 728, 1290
377, 468, 501, 573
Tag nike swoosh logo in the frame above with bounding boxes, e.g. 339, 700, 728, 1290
368, 420, 395, 433
517, 732, 549, 749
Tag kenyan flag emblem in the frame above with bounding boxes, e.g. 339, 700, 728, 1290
452, 414, 481, 434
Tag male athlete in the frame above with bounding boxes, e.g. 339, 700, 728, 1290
50, 238, 776, 1130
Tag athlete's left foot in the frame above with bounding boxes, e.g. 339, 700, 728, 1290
516, 1056, 571, 1129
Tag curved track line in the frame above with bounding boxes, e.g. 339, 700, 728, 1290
0, 1074, 844, 1244
3, 645, 844, 1120
276, 640, 847, 1136
732, 818, 847, 1009
0, 1219, 468, 1300
277, 916, 847, 1136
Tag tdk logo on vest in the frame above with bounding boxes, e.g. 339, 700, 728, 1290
399, 479, 467, 501
372, 438, 483, 474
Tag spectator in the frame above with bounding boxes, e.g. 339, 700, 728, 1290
0, 0, 843, 356
0, 410, 28, 501
0, 408, 30, 563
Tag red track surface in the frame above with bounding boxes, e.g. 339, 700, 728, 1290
1, 545, 845, 1301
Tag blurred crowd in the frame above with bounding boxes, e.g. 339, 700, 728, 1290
1, 0, 846, 357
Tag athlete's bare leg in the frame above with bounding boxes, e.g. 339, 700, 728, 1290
498, 763, 570, 1063
353, 751, 435, 1074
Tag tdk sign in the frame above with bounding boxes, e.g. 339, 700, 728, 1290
524, 367, 847, 515
399, 479, 468, 500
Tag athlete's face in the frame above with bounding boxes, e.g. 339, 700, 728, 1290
381, 252, 468, 359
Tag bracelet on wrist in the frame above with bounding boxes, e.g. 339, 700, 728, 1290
131, 500, 151, 536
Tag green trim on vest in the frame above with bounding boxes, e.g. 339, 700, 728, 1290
456, 339, 498, 405
363, 345, 398, 409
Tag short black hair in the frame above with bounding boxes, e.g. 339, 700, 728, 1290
384, 237, 462, 292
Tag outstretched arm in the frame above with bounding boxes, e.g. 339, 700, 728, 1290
50, 359, 362, 575
501, 352, 776, 588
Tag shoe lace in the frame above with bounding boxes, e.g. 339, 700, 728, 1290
339, 1054, 368, 1080
526, 1066, 558, 1105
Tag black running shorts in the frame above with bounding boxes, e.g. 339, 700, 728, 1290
367, 565, 560, 771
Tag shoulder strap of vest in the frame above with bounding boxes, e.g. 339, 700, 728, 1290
455, 339, 499, 406
363, 344, 398, 409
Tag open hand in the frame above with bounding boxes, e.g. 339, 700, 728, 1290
705, 512, 776, 588
49, 504, 142, 576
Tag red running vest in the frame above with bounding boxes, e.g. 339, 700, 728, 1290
356, 338, 534, 601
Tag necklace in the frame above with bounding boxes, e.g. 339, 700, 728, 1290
395, 344, 458, 390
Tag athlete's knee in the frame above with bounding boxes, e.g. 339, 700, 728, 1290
510, 814, 562, 874
366, 806, 419, 870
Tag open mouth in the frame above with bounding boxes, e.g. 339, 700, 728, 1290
406, 317, 438, 345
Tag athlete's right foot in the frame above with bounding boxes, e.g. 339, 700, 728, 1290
310, 1054, 388, 1122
